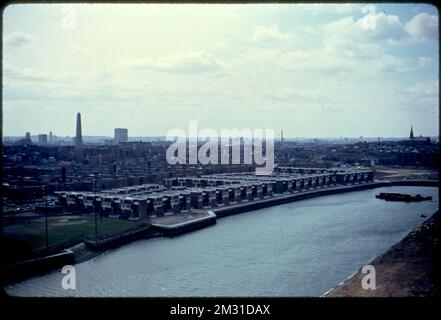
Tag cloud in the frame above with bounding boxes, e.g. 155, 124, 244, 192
357, 12, 406, 41
400, 80, 438, 97
72, 46, 92, 56
404, 12, 439, 42
279, 11, 436, 75
397, 80, 439, 110
418, 56, 435, 67
4, 65, 55, 82
4, 31, 37, 46
325, 13, 406, 43
122, 51, 224, 74
248, 25, 297, 46
261, 87, 326, 103
243, 39, 408, 75
325, 11, 438, 44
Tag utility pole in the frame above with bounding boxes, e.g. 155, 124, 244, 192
43, 186, 49, 251
94, 174, 98, 242
99, 174, 102, 222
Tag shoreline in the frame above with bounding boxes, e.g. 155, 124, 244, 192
325, 210, 440, 297
2, 180, 438, 287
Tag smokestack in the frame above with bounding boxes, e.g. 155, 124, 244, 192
75, 112, 83, 149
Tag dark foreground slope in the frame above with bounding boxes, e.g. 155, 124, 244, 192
326, 211, 440, 297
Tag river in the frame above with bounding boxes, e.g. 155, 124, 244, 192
5, 186, 439, 297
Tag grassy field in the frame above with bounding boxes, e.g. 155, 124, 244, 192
2, 214, 141, 263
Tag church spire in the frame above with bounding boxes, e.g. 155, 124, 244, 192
410, 125, 414, 139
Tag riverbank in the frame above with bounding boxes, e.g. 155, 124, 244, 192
151, 210, 217, 236
5, 185, 438, 297
325, 211, 440, 297
2, 181, 437, 286
214, 179, 437, 218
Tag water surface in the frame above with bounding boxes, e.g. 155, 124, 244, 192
5, 186, 439, 297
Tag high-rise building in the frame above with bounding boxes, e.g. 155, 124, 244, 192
38, 134, 48, 145
75, 112, 83, 149
49, 131, 54, 144
25, 132, 31, 144
114, 128, 128, 144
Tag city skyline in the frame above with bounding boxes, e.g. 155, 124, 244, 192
2, 111, 438, 141
3, 3, 439, 137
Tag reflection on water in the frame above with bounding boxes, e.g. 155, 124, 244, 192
5, 186, 439, 297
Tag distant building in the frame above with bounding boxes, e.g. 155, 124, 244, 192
38, 134, 48, 145
75, 112, 83, 149
114, 128, 128, 144
407, 125, 431, 145
49, 131, 54, 144
398, 151, 438, 167
25, 132, 32, 144
412, 136, 431, 144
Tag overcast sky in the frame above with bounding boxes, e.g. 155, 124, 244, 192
3, 3, 439, 138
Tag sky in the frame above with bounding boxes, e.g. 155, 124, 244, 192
2, 3, 439, 138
